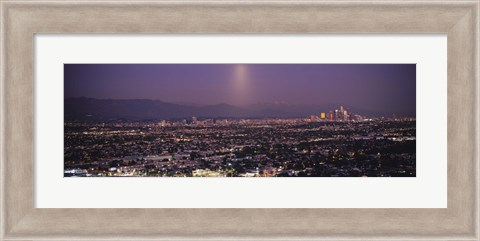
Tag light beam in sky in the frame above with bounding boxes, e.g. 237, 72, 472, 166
231, 64, 250, 105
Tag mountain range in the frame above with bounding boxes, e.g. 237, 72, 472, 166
64, 97, 411, 121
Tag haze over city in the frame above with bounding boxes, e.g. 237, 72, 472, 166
65, 64, 416, 116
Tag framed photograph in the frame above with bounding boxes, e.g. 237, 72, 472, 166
1, 0, 478, 240
62, 63, 417, 178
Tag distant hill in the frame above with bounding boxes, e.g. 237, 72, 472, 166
64, 97, 294, 120
64, 97, 412, 121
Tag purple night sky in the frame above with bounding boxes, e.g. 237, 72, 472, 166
64, 64, 416, 115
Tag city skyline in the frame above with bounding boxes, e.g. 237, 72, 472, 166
64, 64, 416, 116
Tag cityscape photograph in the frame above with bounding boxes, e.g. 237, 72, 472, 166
64, 64, 416, 177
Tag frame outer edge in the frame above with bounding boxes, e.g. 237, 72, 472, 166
1, 1, 6, 240
447, 4, 478, 239
476, 1, 479, 239
1, 0, 480, 240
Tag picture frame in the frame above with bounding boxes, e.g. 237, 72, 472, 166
0, 0, 478, 240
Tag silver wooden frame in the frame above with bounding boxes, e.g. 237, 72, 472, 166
0, 0, 479, 240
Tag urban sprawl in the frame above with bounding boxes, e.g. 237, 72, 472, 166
65, 106, 416, 177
